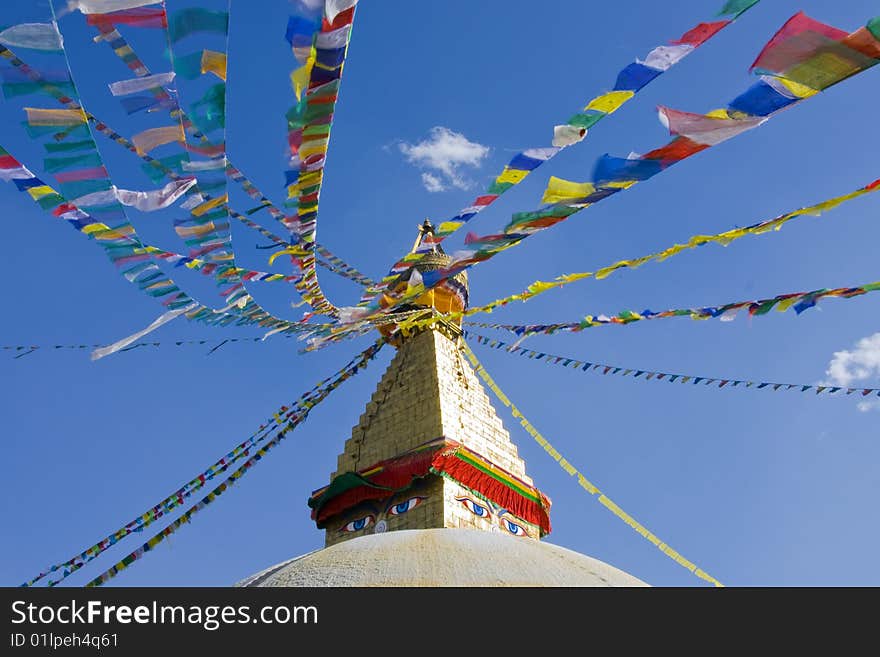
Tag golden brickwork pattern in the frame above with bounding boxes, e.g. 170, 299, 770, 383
333, 329, 530, 481
323, 328, 538, 546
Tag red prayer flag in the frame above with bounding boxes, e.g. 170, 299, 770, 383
673, 20, 730, 47
751, 12, 849, 72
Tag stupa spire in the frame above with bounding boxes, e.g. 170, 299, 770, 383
307, 226, 551, 547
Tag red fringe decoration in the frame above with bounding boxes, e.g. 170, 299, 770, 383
430, 452, 551, 535
311, 439, 552, 535
313, 446, 439, 525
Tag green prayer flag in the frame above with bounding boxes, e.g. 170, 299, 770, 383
867, 16, 880, 41
36, 192, 64, 210
487, 180, 514, 195
43, 152, 101, 173
189, 83, 226, 133
751, 299, 778, 316
168, 9, 229, 43
59, 179, 110, 199
23, 121, 88, 140
567, 112, 604, 129
43, 139, 94, 153
718, 0, 759, 18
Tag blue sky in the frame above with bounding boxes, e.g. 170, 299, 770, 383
1, 0, 879, 587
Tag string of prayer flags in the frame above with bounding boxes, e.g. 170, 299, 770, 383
1, 335, 284, 359
2, 17, 154, 283
25, 338, 386, 587
277, 0, 361, 318
89, 1, 244, 313
464, 278, 880, 338
357, 0, 762, 308
85, 7, 238, 284
0, 144, 311, 337
72, 0, 163, 14
13, 28, 361, 315
315, 244, 373, 287
387, 176, 880, 331
751, 11, 879, 91
84, 6, 368, 306
78, 338, 385, 588
461, 343, 724, 587
318, 11, 880, 349
465, 331, 880, 400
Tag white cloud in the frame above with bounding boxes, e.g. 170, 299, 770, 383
421, 172, 445, 193
399, 126, 489, 192
823, 332, 880, 411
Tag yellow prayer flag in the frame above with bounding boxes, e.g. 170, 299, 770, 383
268, 245, 310, 265
495, 167, 529, 185
82, 223, 111, 235
705, 108, 730, 119
542, 176, 595, 204
777, 77, 818, 99
25, 185, 55, 200
437, 221, 462, 234
577, 474, 599, 495
290, 50, 315, 101
24, 107, 87, 126
201, 50, 227, 81
774, 297, 800, 313
298, 141, 328, 159
558, 458, 577, 476
604, 180, 637, 189
526, 280, 558, 295
190, 193, 228, 216
595, 263, 625, 280
584, 90, 634, 114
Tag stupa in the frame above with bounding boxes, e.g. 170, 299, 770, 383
239, 222, 646, 586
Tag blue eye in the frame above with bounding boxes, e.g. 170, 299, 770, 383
456, 496, 490, 518
502, 518, 527, 537
388, 497, 424, 516
341, 514, 374, 532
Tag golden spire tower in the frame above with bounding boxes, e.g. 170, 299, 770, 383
240, 225, 645, 586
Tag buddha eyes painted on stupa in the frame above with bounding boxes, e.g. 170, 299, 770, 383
456, 496, 489, 518
388, 496, 425, 516
500, 517, 527, 537
455, 496, 530, 537
312, 439, 552, 543
342, 515, 375, 533
337, 494, 426, 534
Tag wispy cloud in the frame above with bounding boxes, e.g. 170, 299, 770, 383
823, 332, 880, 411
399, 127, 489, 192
421, 172, 445, 193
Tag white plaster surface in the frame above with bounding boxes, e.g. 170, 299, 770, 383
237, 529, 648, 587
